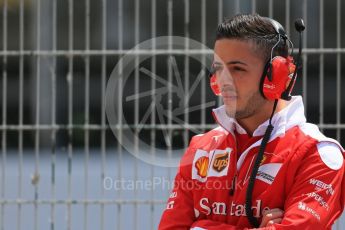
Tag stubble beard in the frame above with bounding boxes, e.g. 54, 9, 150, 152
231, 90, 266, 120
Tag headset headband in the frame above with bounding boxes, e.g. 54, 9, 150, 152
264, 17, 287, 38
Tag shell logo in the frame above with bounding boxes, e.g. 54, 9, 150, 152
195, 156, 209, 178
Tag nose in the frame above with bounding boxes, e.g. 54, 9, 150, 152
216, 68, 235, 91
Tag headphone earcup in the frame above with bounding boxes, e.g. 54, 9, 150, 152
261, 56, 295, 100
210, 74, 221, 96
259, 61, 271, 98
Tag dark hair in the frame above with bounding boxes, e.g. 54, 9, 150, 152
216, 14, 288, 61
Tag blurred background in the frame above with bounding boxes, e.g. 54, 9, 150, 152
1, 0, 345, 229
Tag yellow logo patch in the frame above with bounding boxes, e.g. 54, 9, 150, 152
195, 156, 209, 178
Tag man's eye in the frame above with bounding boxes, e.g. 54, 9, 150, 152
232, 66, 245, 72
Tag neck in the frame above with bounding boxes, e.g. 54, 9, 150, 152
237, 100, 286, 136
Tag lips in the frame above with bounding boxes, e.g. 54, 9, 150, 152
223, 96, 237, 101
221, 92, 237, 98
222, 92, 237, 102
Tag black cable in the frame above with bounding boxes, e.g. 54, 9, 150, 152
245, 99, 278, 227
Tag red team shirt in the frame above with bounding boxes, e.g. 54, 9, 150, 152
159, 96, 345, 230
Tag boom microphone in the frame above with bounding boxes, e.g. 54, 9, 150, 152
295, 19, 305, 32
281, 19, 305, 100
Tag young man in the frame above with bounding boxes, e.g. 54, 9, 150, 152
158, 14, 345, 229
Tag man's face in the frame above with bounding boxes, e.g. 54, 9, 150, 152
213, 39, 267, 119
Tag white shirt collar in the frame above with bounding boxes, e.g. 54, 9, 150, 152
212, 96, 307, 137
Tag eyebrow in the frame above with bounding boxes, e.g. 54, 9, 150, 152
213, 60, 248, 66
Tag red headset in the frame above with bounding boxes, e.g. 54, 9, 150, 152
209, 73, 221, 96
260, 55, 296, 100
210, 18, 298, 101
